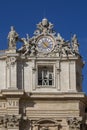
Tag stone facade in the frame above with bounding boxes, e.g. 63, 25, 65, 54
0, 18, 87, 130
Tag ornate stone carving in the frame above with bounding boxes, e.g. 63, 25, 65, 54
18, 37, 30, 56
17, 19, 80, 58
18, 35, 37, 56
53, 39, 74, 57
31, 118, 62, 130
67, 117, 82, 129
7, 26, 19, 50
7, 115, 21, 128
0, 114, 27, 128
34, 18, 55, 35
6, 57, 16, 67
56, 33, 64, 42
72, 34, 79, 54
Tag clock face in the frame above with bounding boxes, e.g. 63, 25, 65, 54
37, 36, 54, 53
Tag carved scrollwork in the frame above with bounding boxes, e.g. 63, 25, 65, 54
6, 57, 16, 67
67, 117, 82, 129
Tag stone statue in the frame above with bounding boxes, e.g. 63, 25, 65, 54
56, 33, 64, 42
8, 26, 19, 49
72, 34, 79, 54
18, 38, 30, 55
30, 40, 36, 56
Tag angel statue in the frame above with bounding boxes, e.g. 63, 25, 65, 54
18, 35, 30, 56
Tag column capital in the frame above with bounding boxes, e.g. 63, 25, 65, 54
0, 115, 21, 129
67, 117, 82, 129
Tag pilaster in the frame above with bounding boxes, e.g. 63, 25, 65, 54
32, 59, 36, 90
6, 52, 18, 89
56, 60, 61, 90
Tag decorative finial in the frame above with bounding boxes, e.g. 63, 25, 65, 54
42, 18, 49, 27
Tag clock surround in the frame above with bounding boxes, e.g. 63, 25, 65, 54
37, 36, 54, 53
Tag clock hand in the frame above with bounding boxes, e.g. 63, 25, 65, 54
43, 42, 49, 48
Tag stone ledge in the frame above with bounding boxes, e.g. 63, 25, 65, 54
1, 89, 24, 96
26, 92, 86, 99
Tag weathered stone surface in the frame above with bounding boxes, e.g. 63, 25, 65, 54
0, 18, 86, 130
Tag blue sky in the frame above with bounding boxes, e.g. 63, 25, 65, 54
0, 0, 87, 93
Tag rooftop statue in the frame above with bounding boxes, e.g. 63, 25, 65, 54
6, 19, 80, 57
18, 34, 36, 56
18, 37, 30, 56
7, 26, 19, 50
72, 34, 79, 54
56, 33, 64, 42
